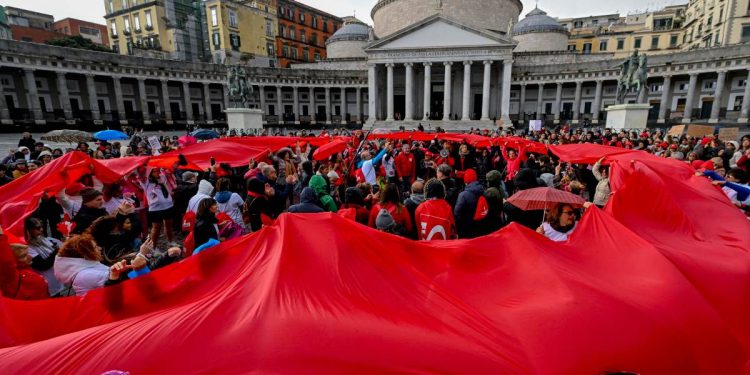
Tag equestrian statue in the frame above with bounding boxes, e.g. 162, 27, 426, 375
226, 65, 254, 109
615, 50, 648, 104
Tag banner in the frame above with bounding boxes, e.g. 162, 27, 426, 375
718, 127, 739, 142
667, 125, 685, 136
686, 125, 715, 138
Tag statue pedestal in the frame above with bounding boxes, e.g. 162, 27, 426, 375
605, 104, 651, 130
225, 108, 264, 132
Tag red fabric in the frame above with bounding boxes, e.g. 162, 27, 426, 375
0, 144, 748, 374
507, 187, 586, 211
415, 199, 455, 240
312, 139, 348, 161
394, 152, 416, 180
0, 235, 48, 300
368, 202, 414, 233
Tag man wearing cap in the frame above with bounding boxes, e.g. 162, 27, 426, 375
72, 188, 108, 234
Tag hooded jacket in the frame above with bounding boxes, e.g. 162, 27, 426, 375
454, 181, 486, 238
187, 180, 214, 213
288, 187, 325, 213
309, 175, 337, 212
54, 256, 110, 296
215, 191, 245, 227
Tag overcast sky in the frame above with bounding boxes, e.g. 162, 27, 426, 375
1, 0, 688, 24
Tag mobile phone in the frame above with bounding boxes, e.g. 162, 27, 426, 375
210, 157, 216, 166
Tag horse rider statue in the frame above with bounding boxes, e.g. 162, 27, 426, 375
615, 50, 648, 104
227, 65, 254, 108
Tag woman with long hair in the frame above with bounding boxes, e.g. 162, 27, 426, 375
536, 203, 586, 242
24, 217, 64, 296
194, 198, 219, 249
367, 183, 413, 236
53, 234, 133, 296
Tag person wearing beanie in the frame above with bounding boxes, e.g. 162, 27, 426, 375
187, 179, 214, 214
415, 179, 456, 241
37, 150, 53, 165
368, 183, 413, 236
243, 178, 275, 232
72, 188, 108, 235
337, 187, 370, 225
454, 168, 487, 239
375, 209, 404, 236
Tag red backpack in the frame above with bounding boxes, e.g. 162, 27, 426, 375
473, 195, 489, 221
181, 211, 196, 233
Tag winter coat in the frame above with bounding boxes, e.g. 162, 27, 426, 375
592, 160, 611, 207
54, 256, 110, 296
440, 177, 459, 208
173, 182, 198, 218
337, 203, 370, 225
415, 199, 455, 241
72, 205, 108, 235
243, 194, 274, 232
394, 152, 416, 180
187, 180, 214, 214
403, 194, 425, 238
288, 187, 324, 213
454, 181, 485, 239
309, 175, 337, 212
368, 202, 413, 234
194, 216, 220, 249
28, 237, 63, 295
0, 235, 49, 300
215, 191, 246, 227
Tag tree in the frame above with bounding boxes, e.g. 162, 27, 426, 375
45, 35, 113, 53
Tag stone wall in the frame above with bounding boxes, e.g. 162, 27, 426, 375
513, 32, 568, 53
372, 0, 522, 38
326, 40, 368, 59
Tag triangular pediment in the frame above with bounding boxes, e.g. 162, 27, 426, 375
366, 15, 516, 51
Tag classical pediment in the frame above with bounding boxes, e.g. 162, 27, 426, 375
366, 15, 516, 51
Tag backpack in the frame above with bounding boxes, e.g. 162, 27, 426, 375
473, 194, 489, 221
181, 211, 196, 233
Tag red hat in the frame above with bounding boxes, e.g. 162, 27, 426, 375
216, 212, 233, 226
701, 137, 712, 146
701, 161, 715, 171
659, 142, 669, 149
424, 151, 434, 159
669, 144, 678, 150
463, 168, 478, 184
691, 160, 704, 170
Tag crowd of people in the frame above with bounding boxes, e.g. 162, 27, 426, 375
1, 125, 748, 300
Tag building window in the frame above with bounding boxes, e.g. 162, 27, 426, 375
303, 49, 309, 61
733, 96, 744, 111
124, 17, 131, 33
740, 79, 747, 88
265, 19, 273, 37
582, 43, 592, 54
229, 10, 238, 28
599, 40, 608, 51
267, 42, 275, 56
145, 10, 153, 29
567, 44, 577, 51
111, 22, 117, 36
291, 48, 298, 59
704, 81, 716, 90
290, 28, 296, 40
574, 20, 583, 28
282, 45, 289, 57
322, 20, 328, 32
211, 7, 218, 27
300, 12, 305, 23
634, 37, 642, 49
109, 0, 114, 14
617, 39, 624, 50
212, 32, 220, 48
312, 17, 318, 29
230, 34, 241, 51
714, 33, 720, 45
650, 84, 663, 93
670, 34, 678, 47
311, 34, 317, 45
314, 51, 321, 61
134, 14, 141, 32
650, 36, 659, 49
300, 30, 306, 43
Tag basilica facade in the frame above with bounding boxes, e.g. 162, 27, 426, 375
0, 0, 748, 130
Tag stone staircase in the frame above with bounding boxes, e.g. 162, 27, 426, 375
365, 119, 503, 132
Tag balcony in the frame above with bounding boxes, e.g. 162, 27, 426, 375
145, 25, 153, 31
111, 32, 118, 39
134, 28, 142, 34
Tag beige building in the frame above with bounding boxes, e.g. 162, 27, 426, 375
683, 0, 750, 48
204, 0, 277, 66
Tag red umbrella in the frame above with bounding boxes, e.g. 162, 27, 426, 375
506, 187, 585, 211
178, 135, 198, 147
313, 139, 348, 161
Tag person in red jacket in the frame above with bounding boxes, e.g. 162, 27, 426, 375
501, 143, 528, 181
394, 143, 416, 193
368, 183, 413, 235
415, 179, 456, 241
0, 226, 49, 300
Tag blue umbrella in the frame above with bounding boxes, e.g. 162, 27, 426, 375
191, 129, 220, 140
94, 130, 129, 141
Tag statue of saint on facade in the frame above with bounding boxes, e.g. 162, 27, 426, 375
615, 50, 648, 104
226, 65, 254, 108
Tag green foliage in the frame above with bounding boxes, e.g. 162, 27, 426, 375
45, 35, 113, 53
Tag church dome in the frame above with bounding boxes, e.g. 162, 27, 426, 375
326, 18, 370, 59
512, 7, 567, 36
327, 21, 370, 44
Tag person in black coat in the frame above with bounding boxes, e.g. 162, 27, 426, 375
193, 198, 219, 249
453, 169, 486, 239
172, 171, 199, 230
243, 178, 275, 232
72, 188, 108, 235
437, 164, 459, 208
18, 132, 36, 150
288, 187, 324, 213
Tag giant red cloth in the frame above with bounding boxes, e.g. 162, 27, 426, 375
0, 144, 748, 374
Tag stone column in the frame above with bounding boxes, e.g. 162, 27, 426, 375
325, 86, 332, 124
657, 75, 672, 123
461, 61, 472, 121
592, 80, 603, 124
309, 87, 316, 123
56, 72, 73, 120
356, 86, 362, 122
368, 64, 377, 122
258, 86, 266, 114
518, 83, 527, 120
340, 87, 347, 124
276, 86, 283, 121
0, 74, 9, 120
405, 62, 414, 121
536, 83, 544, 121
572, 80, 582, 123
481, 61, 492, 121
111, 75, 126, 122
500, 60, 512, 124
222, 83, 229, 113
138, 78, 150, 121
160, 80, 172, 122
386, 63, 394, 121
293, 86, 300, 123
23, 69, 43, 121
739, 70, 750, 123
709, 70, 727, 123
182, 81, 194, 122
85, 73, 101, 121
203, 83, 212, 121
443, 62, 453, 121
683, 73, 698, 123
553, 82, 563, 124
423, 62, 432, 120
